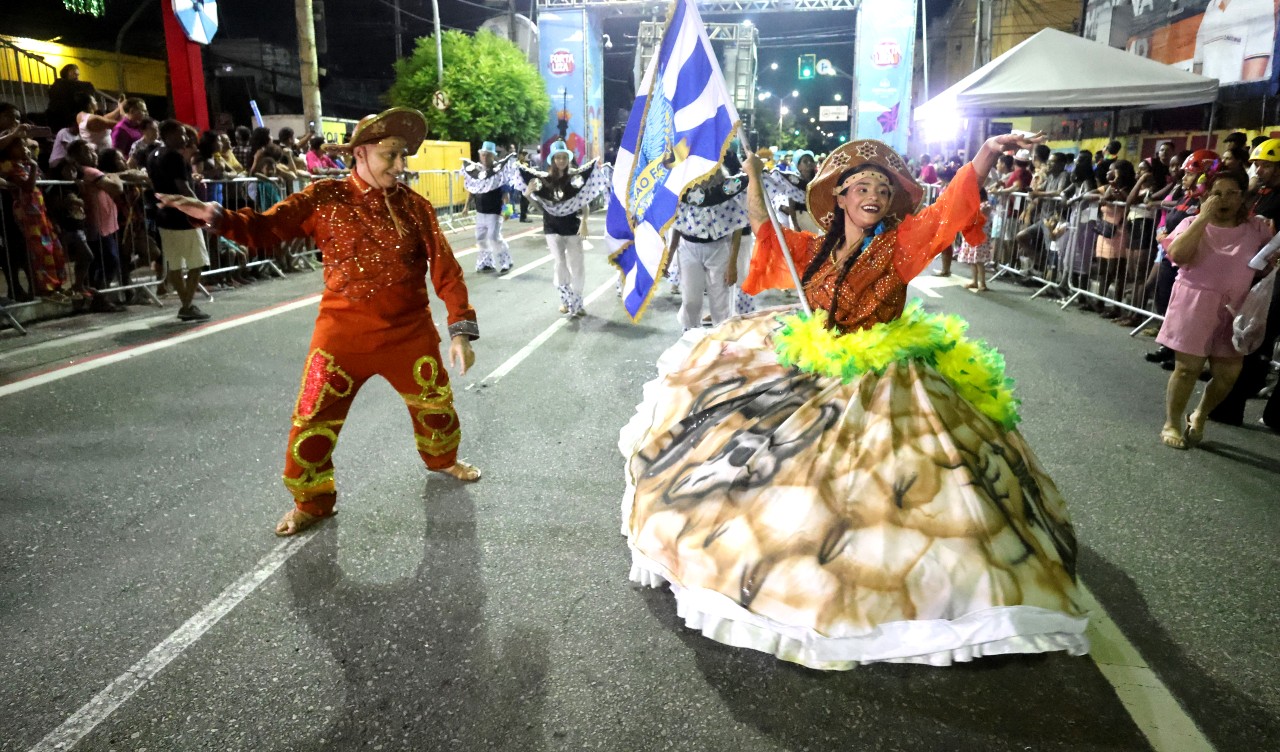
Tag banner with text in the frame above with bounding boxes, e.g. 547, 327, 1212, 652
853, 0, 918, 154
538, 10, 603, 165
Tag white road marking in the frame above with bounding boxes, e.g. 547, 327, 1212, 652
27, 532, 317, 752
17, 216, 614, 750
0, 316, 173, 361
17, 231, 1206, 752
1079, 584, 1216, 752
482, 277, 617, 384
502, 255, 554, 279
0, 296, 321, 399
452, 226, 540, 259
906, 275, 968, 299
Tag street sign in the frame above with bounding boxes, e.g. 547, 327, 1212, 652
433, 90, 451, 111
819, 105, 849, 122
817, 59, 835, 76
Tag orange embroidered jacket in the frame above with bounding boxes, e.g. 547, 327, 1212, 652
217, 172, 478, 350
743, 163, 986, 332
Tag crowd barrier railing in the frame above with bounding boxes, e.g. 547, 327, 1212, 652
403, 169, 473, 230
2, 168, 484, 334
924, 185, 1170, 337
923, 183, 1278, 370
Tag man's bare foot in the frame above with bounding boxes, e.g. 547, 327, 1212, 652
433, 460, 482, 482
274, 507, 331, 536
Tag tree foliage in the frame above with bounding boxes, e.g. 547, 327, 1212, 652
388, 30, 550, 145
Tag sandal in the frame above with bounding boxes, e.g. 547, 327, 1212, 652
1185, 413, 1204, 448
1160, 426, 1187, 450
433, 460, 482, 482
274, 507, 333, 537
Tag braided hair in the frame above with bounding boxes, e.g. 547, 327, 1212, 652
799, 164, 897, 323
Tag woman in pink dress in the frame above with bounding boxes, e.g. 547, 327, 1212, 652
1157, 168, 1273, 448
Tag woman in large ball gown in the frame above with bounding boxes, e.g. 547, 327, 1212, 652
618, 134, 1090, 668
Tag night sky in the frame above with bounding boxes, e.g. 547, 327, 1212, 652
9, 0, 955, 126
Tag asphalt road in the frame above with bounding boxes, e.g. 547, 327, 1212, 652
1, 218, 1276, 752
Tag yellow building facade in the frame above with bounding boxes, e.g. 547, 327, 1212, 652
1, 35, 168, 97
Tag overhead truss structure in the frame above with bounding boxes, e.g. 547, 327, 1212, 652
536, 0, 860, 13
634, 21, 758, 122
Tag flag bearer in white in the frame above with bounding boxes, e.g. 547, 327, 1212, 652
670, 169, 749, 329
462, 140, 514, 273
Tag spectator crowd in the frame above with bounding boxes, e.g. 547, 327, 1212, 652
0, 64, 345, 320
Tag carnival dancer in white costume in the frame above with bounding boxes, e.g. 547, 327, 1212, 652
619, 133, 1089, 669
461, 141, 514, 273
765, 150, 821, 234
670, 170, 747, 329
510, 140, 612, 316
670, 168, 750, 328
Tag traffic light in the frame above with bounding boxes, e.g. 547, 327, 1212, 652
798, 54, 815, 80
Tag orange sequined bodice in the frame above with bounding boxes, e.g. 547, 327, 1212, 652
801, 231, 908, 332
742, 163, 987, 333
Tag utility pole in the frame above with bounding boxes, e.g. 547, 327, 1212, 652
295, 0, 323, 132
972, 0, 982, 69
394, 0, 403, 60
431, 0, 444, 87
920, 0, 930, 101
509, 0, 517, 41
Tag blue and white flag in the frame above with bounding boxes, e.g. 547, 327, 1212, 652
606, 0, 740, 321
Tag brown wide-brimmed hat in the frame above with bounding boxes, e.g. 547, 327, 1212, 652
807, 139, 922, 232
325, 106, 427, 154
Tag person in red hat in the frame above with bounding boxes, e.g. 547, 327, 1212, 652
158, 107, 482, 536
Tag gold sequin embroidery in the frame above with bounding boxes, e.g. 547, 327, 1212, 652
294, 348, 355, 424
285, 419, 345, 499
403, 355, 461, 455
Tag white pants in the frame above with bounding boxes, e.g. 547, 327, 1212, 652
733, 233, 756, 315
474, 213, 512, 271
547, 233, 585, 314
677, 236, 732, 330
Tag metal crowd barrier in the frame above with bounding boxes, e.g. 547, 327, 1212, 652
924, 183, 1278, 371
403, 169, 472, 230
978, 191, 1166, 336
1, 167, 482, 334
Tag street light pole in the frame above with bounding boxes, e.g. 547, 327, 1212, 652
431, 0, 444, 87
393, 0, 403, 59
295, 0, 323, 131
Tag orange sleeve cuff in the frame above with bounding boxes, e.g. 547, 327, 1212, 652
743, 221, 818, 295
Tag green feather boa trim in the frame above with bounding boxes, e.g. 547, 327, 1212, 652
772, 301, 1022, 430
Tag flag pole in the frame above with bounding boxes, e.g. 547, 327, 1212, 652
737, 125, 811, 316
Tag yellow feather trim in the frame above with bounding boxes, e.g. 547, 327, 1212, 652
773, 301, 1022, 430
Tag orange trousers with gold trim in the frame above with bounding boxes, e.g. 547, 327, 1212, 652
284, 336, 460, 517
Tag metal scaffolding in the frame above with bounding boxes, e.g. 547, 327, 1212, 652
537, 0, 859, 13
634, 21, 759, 120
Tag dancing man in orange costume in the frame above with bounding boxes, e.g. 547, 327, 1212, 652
159, 108, 481, 536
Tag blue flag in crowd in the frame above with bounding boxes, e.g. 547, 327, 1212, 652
606, 0, 740, 321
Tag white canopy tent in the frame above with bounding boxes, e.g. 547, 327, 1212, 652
914, 28, 1219, 123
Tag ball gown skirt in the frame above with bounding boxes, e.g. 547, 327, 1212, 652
618, 307, 1089, 669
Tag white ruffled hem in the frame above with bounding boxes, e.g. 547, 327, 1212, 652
618, 326, 711, 535
629, 551, 1090, 669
